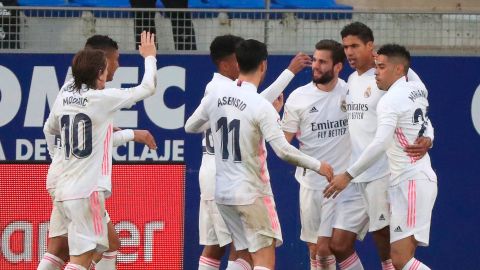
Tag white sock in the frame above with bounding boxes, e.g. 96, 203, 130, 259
199, 256, 220, 270
382, 259, 395, 270
339, 252, 364, 270
227, 258, 252, 270
95, 251, 117, 270
253, 267, 271, 270
317, 255, 336, 270
402, 258, 431, 270
37, 253, 65, 270
64, 263, 87, 270
310, 257, 318, 270
89, 261, 96, 270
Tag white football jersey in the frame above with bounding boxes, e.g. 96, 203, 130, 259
44, 56, 157, 201
199, 70, 295, 200
191, 80, 287, 205
282, 79, 351, 190
199, 73, 232, 200
346, 68, 389, 182
377, 77, 437, 186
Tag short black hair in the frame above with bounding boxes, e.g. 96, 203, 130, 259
84, 35, 118, 51
210, 35, 244, 65
315, 39, 346, 65
377, 43, 411, 73
235, 39, 268, 73
341, 22, 374, 44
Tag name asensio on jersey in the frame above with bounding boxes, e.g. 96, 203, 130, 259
217, 96, 247, 111
63, 96, 88, 107
408, 89, 428, 103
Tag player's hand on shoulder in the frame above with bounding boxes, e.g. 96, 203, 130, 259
404, 136, 432, 160
288, 52, 312, 74
133, 129, 157, 150
318, 161, 333, 182
323, 172, 350, 199
139, 31, 157, 58
272, 93, 284, 113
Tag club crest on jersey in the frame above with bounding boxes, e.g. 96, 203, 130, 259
340, 100, 347, 112
364, 86, 372, 98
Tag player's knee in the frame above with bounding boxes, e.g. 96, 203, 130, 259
107, 234, 121, 251
316, 240, 331, 256
202, 245, 225, 260
47, 237, 70, 262
329, 238, 349, 255
390, 248, 408, 270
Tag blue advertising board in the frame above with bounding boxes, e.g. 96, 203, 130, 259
0, 53, 479, 269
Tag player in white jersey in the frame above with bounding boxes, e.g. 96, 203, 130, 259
185, 39, 333, 270
325, 44, 437, 270
42, 31, 157, 270
282, 40, 349, 270
324, 22, 434, 270
38, 35, 157, 270
197, 35, 312, 270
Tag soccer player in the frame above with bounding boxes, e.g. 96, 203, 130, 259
325, 22, 434, 270
38, 34, 157, 270
197, 34, 312, 270
42, 31, 157, 270
40, 130, 155, 270
281, 39, 348, 270
325, 44, 437, 270
185, 39, 333, 270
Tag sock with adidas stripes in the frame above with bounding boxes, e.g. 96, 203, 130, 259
198, 256, 220, 270
339, 252, 364, 270
401, 257, 431, 270
37, 253, 65, 270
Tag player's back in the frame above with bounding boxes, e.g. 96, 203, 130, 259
204, 80, 280, 205
48, 86, 136, 201
378, 79, 437, 185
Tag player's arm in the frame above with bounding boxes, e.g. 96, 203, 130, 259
281, 98, 299, 144
43, 98, 61, 159
112, 129, 157, 150
104, 31, 158, 111
185, 96, 210, 133
259, 103, 333, 180
324, 99, 398, 198
259, 52, 311, 103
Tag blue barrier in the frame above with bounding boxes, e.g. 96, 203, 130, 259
0, 53, 479, 269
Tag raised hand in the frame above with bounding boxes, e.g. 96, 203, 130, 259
139, 31, 157, 58
288, 52, 312, 74
273, 93, 284, 112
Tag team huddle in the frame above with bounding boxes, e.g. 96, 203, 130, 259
186, 22, 437, 270
38, 22, 437, 270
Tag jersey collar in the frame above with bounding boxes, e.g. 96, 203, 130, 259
212, 72, 234, 83
235, 79, 257, 93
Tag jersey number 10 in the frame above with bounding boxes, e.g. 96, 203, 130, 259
60, 113, 93, 159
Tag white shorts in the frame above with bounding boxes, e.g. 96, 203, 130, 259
49, 200, 111, 238
53, 192, 109, 255
217, 196, 283, 253
299, 186, 335, 243
333, 176, 390, 240
199, 199, 232, 247
389, 179, 437, 246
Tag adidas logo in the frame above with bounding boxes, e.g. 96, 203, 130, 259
309, 106, 318, 113
379, 214, 385, 221
394, 226, 402, 232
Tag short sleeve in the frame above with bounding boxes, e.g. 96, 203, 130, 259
281, 97, 300, 133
